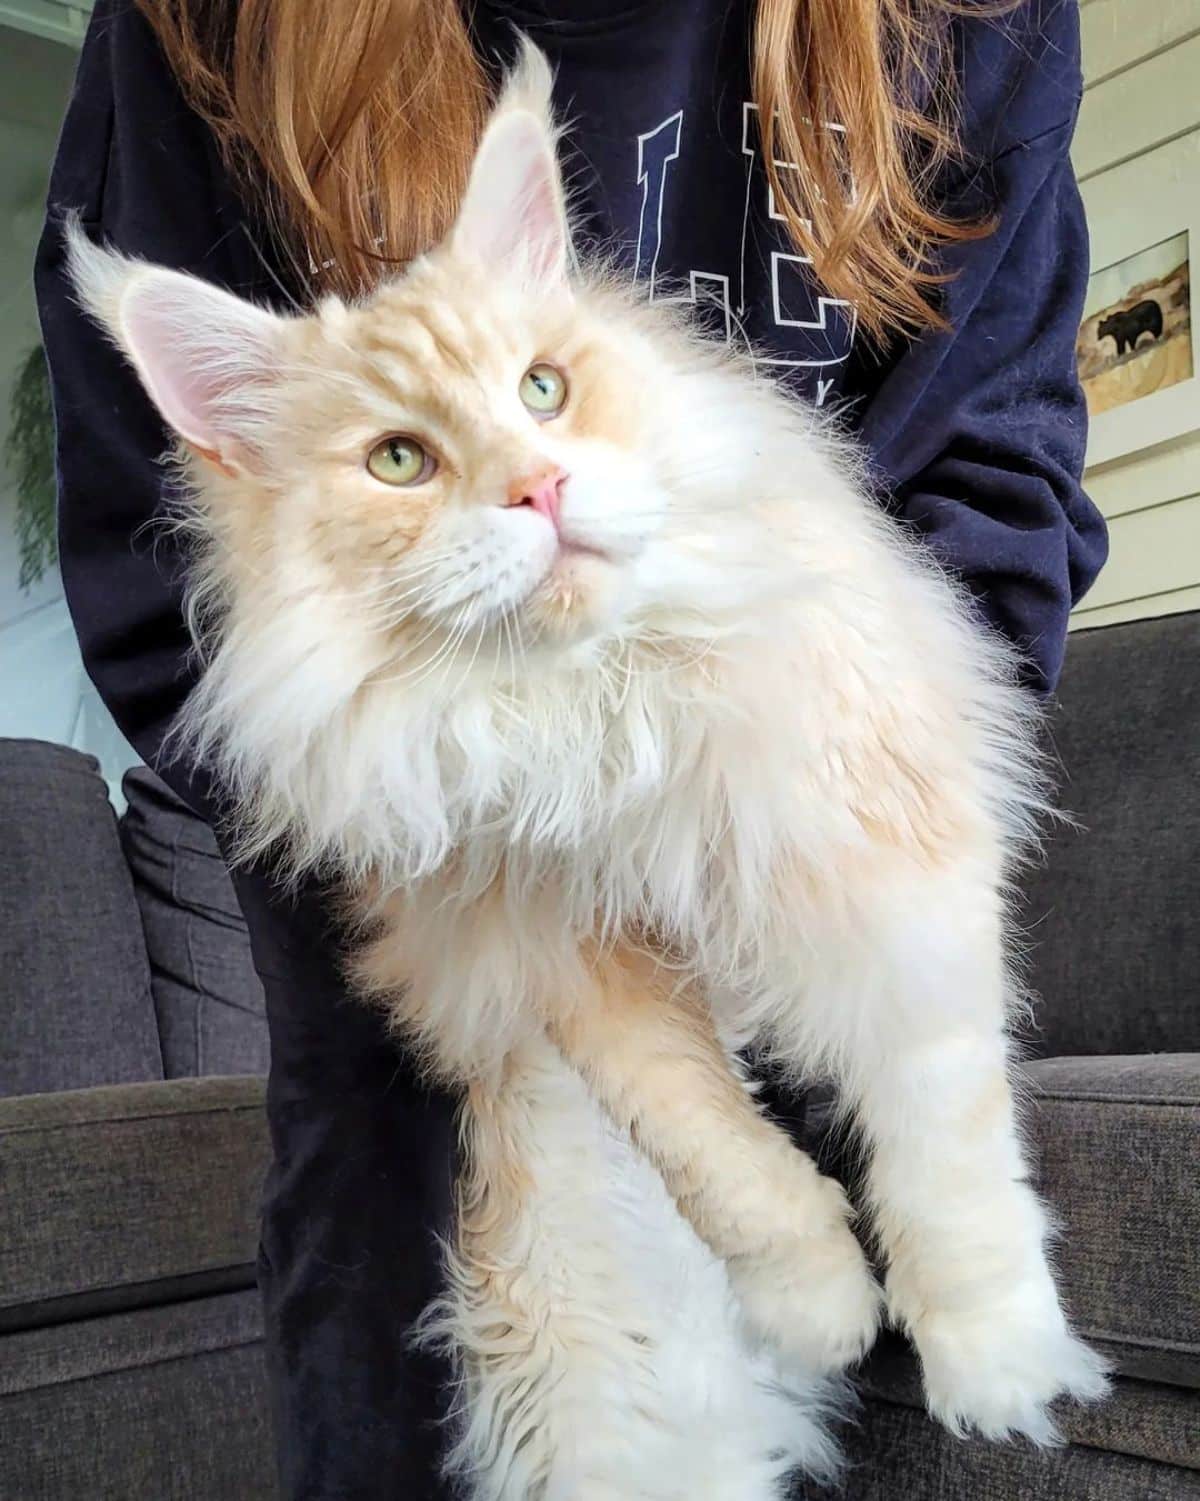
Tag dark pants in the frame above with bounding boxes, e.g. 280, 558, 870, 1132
231, 869, 459, 1500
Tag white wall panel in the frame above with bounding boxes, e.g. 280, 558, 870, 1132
1072, 3, 1200, 632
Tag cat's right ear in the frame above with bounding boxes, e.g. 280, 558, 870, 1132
65, 217, 287, 476
451, 40, 568, 287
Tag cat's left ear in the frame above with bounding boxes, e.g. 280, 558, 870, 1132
452, 41, 568, 286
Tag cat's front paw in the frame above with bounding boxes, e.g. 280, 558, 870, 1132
912, 1288, 1110, 1443
731, 1208, 884, 1374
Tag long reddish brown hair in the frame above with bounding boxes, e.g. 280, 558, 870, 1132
137, 0, 993, 340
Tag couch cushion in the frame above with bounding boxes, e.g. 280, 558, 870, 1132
0, 738, 162, 1095
1023, 611, 1200, 1058
119, 767, 269, 1079
855, 1336, 1199, 1474
0, 1289, 276, 1500
1027, 1053, 1199, 1389
792, 1374, 1199, 1500
0, 1077, 268, 1329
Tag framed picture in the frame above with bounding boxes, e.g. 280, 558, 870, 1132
1077, 137, 1199, 469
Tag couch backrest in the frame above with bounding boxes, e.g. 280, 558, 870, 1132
1021, 610, 1200, 1058
119, 767, 268, 1079
0, 739, 164, 1095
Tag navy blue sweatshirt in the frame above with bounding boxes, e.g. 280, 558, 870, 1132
38, 0, 1106, 813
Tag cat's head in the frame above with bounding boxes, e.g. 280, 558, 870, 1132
67, 43, 727, 685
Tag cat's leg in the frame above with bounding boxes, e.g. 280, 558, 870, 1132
550, 943, 883, 1375
786, 859, 1109, 1442
425, 1032, 838, 1501
361, 882, 879, 1374
355, 895, 839, 1493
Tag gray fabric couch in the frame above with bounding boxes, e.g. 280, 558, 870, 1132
2, 609, 1198, 1500
0, 745, 275, 1501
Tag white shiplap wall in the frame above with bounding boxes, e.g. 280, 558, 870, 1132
0, 0, 88, 47
1071, 0, 1200, 630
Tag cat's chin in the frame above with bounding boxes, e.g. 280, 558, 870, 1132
524, 547, 627, 645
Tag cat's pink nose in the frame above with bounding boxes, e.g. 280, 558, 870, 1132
506, 466, 566, 529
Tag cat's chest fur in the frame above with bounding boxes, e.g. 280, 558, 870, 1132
376, 622, 892, 965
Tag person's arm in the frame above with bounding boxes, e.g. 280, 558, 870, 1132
857, 0, 1106, 693
35, 0, 275, 812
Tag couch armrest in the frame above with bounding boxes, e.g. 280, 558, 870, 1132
1027, 1053, 1199, 1105
0, 1076, 268, 1331
1025, 1053, 1199, 1386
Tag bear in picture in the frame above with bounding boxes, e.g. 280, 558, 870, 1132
1097, 298, 1164, 356
1077, 232, 1193, 417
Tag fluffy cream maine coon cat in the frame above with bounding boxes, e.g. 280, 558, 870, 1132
69, 43, 1107, 1500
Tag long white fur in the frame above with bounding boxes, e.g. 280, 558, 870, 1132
418, 1035, 843, 1500
67, 39, 1109, 1499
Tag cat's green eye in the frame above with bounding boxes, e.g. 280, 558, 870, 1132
366, 436, 434, 486
519, 362, 568, 418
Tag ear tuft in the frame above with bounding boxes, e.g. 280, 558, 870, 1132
64, 213, 137, 339
451, 39, 569, 286
64, 215, 288, 471
497, 33, 556, 122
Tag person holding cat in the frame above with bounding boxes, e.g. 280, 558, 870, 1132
38, 1, 1106, 1497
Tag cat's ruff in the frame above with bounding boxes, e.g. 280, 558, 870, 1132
68, 40, 1108, 1501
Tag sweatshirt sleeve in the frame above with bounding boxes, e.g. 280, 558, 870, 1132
35, 0, 270, 814
857, 1, 1107, 693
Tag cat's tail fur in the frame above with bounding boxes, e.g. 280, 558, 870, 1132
416, 1031, 844, 1501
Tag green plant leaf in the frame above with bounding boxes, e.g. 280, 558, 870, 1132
5, 343, 58, 591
